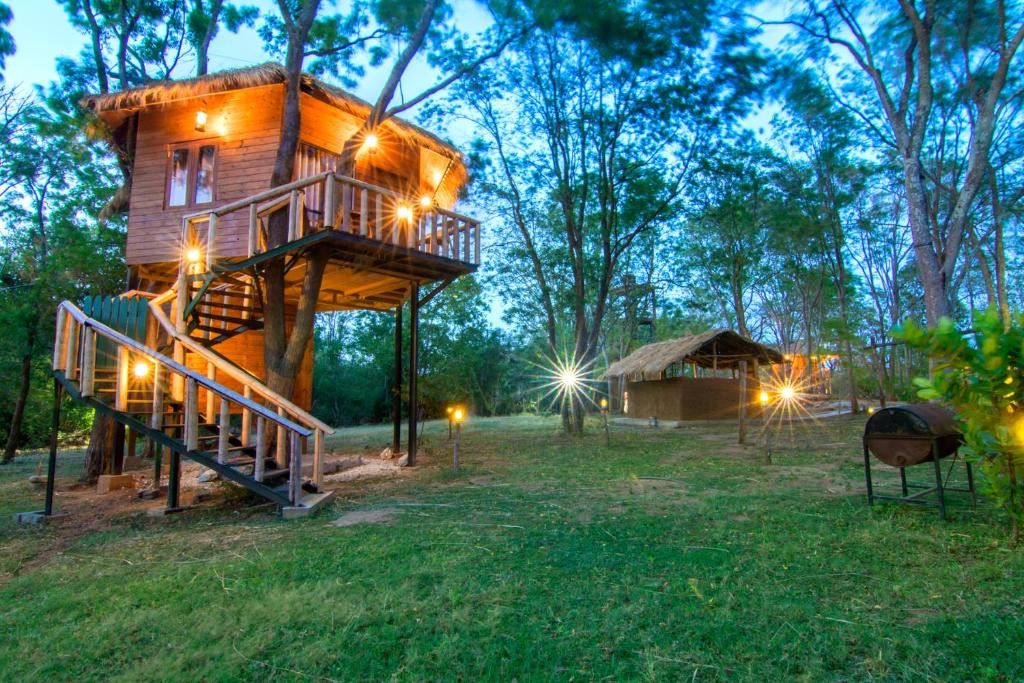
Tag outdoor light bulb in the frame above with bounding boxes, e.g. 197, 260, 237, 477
780, 386, 795, 401
759, 390, 769, 405
559, 369, 580, 389
867, 406, 875, 415
453, 408, 464, 423
133, 361, 149, 379
420, 194, 432, 208
397, 205, 412, 221
364, 133, 379, 149
600, 398, 608, 409
186, 247, 201, 263
195, 109, 207, 131
446, 406, 454, 415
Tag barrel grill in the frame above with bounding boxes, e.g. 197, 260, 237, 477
862, 404, 974, 519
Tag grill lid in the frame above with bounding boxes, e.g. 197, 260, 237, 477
864, 403, 959, 439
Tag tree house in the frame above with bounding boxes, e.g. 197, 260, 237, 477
42, 64, 480, 516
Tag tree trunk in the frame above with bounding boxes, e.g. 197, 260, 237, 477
1, 326, 37, 464
83, 413, 117, 484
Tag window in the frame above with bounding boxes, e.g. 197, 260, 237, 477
166, 142, 217, 208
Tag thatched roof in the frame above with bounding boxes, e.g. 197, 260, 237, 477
81, 62, 464, 168
601, 329, 783, 380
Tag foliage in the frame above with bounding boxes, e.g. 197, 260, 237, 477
1, 416, 1021, 679
901, 309, 1024, 540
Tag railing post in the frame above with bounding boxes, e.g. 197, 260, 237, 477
431, 213, 440, 255
184, 377, 199, 451
81, 328, 96, 397
314, 428, 324, 489
115, 346, 129, 411
217, 397, 230, 465
375, 192, 383, 240
241, 385, 252, 447
288, 189, 300, 241
474, 220, 481, 264
276, 406, 286, 469
205, 362, 216, 418
325, 176, 337, 230
206, 213, 217, 270
289, 431, 303, 506
53, 309, 67, 371
360, 188, 368, 236
463, 219, 471, 261
248, 202, 258, 257
254, 417, 265, 481
63, 318, 79, 382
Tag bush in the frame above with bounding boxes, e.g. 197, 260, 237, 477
900, 309, 1024, 540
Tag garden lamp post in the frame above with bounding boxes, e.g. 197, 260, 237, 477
600, 397, 610, 446
452, 407, 465, 471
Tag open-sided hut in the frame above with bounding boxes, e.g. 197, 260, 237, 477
602, 330, 782, 421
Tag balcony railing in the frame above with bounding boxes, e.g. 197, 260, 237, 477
180, 171, 481, 274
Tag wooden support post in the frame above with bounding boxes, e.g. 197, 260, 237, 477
276, 406, 286, 469
63, 319, 78, 382
738, 360, 748, 445
474, 221, 481, 263
167, 448, 181, 511
408, 284, 419, 466
206, 213, 217, 269
288, 190, 300, 241
375, 193, 383, 240
44, 379, 62, 516
185, 377, 199, 451
218, 397, 230, 465
393, 304, 403, 454
431, 213, 439, 255
150, 364, 164, 484
314, 428, 324, 489
751, 357, 760, 418
81, 329, 96, 397
464, 219, 471, 261
241, 386, 252, 447
254, 417, 265, 482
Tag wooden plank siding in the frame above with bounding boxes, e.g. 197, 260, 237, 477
127, 84, 283, 265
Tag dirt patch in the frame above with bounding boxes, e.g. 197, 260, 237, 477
330, 507, 401, 527
324, 457, 402, 483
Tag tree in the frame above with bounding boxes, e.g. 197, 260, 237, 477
0, 102, 124, 464
0, 2, 14, 80
186, 1, 259, 76
776, 1, 1024, 326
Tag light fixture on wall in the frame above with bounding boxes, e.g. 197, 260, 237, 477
364, 132, 379, 151
419, 194, 432, 208
195, 109, 207, 132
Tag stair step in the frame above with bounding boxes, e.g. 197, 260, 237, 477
197, 301, 261, 313
193, 311, 259, 325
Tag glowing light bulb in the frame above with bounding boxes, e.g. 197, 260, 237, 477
453, 408, 464, 423
186, 247, 201, 263
133, 361, 150, 378
419, 194, 432, 208
396, 205, 412, 221
780, 385, 795, 401
364, 133, 378, 150
195, 109, 207, 131
600, 398, 608, 409
759, 390, 769, 405
432, 170, 443, 185
559, 369, 580, 390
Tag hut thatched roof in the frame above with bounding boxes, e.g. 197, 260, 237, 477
81, 62, 464, 170
601, 329, 783, 380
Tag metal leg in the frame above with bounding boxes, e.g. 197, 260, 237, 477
965, 455, 976, 507
900, 466, 909, 497
863, 440, 874, 506
932, 443, 946, 521
44, 379, 62, 516
392, 304, 402, 454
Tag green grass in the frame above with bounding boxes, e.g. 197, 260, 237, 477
1, 415, 1022, 681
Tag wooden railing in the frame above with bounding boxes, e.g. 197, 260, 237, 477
53, 301, 318, 504
179, 171, 481, 275
148, 288, 331, 487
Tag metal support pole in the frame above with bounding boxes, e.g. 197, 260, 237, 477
167, 449, 181, 511
932, 441, 946, 520
407, 284, 419, 466
44, 379, 62, 516
899, 466, 909, 497
965, 456, 976, 506
862, 440, 874, 506
392, 304, 402, 454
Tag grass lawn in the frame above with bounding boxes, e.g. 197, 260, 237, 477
1, 414, 1022, 681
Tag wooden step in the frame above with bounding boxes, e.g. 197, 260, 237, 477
197, 301, 260, 313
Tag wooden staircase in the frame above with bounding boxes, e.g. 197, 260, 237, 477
53, 292, 333, 515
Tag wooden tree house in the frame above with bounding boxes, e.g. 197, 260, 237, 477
44, 64, 480, 517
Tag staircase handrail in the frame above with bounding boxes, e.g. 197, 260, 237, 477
57, 300, 313, 438
148, 292, 334, 435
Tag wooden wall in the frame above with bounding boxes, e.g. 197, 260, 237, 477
127, 85, 283, 265
625, 377, 765, 421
